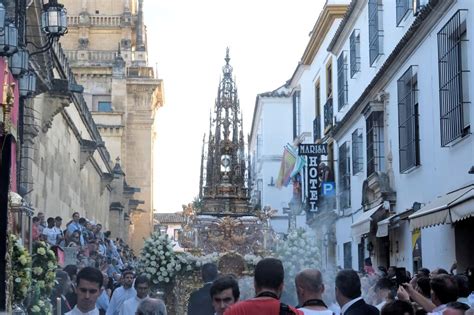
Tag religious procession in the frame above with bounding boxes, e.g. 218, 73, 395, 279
1, 0, 474, 314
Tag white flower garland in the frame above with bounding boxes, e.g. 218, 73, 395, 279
139, 232, 183, 284
274, 228, 322, 303
139, 232, 264, 284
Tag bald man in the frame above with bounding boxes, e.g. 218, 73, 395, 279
295, 269, 333, 315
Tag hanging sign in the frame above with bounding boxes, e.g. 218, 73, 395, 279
298, 144, 328, 212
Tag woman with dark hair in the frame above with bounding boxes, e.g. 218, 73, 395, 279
364, 257, 375, 275
68, 230, 81, 247
381, 300, 414, 315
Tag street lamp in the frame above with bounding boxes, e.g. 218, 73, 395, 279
28, 0, 68, 56
0, 22, 18, 57
0, 3, 5, 31
41, 0, 67, 36
9, 46, 29, 77
19, 71, 36, 97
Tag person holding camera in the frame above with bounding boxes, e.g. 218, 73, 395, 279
397, 274, 459, 314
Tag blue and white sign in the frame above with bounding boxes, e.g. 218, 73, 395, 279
322, 181, 336, 196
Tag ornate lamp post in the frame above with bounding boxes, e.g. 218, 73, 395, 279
28, 0, 68, 56
0, 22, 18, 57
41, 0, 67, 35
0, 3, 5, 30
18, 71, 36, 97
9, 47, 29, 77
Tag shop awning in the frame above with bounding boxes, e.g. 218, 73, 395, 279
376, 214, 396, 238
376, 209, 415, 237
351, 204, 385, 238
409, 184, 474, 230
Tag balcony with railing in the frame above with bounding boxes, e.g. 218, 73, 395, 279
67, 15, 123, 27
127, 66, 154, 79
313, 116, 321, 142
324, 97, 334, 132
64, 50, 117, 66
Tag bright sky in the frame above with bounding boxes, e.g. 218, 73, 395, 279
146, 0, 325, 213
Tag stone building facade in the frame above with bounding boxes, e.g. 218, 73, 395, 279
17, 1, 140, 238
59, 0, 164, 252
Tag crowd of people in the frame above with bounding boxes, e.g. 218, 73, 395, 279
31, 211, 474, 315
32, 211, 137, 271
187, 259, 474, 315
29, 211, 147, 314
52, 265, 166, 315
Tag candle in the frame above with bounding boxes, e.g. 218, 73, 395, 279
56, 297, 61, 315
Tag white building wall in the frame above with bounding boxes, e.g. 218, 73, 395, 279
329, 0, 473, 272
382, 0, 474, 271
249, 94, 297, 234
299, 16, 341, 135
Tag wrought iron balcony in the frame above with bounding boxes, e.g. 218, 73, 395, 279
324, 97, 334, 131
313, 116, 321, 142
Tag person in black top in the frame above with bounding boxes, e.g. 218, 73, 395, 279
210, 275, 240, 315
335, 269, 379, 315
187, 263, 218, 315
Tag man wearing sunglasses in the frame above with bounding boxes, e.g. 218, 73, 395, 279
66, 266, 103, 315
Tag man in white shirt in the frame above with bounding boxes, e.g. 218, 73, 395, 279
106, 270, 136, 315
42, 217, 58, 246
295, 269, 333, 315
120, 275, 150, 315
66, 266, 103, 315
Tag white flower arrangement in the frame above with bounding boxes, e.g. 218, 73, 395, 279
139, 231, 182, 285
274, 228, 322, 303
139, 232, 264, 285
9, 233, 32, 303
28, 241, 57, 314
176, 251, 263, 272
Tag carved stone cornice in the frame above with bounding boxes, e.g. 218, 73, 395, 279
79, 139, 97, 169
129, 199, 144, 212
362, 100, 384, 119
22, 121, 40, 144
100, 172, 114, 194
78, 38, 89, 49
110, 201, 124, 212
40, 91, 71, 133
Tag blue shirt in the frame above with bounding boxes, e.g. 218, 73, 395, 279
96, 290, 109, 312
67, 221, 84, 245
106, 286, 136, 315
